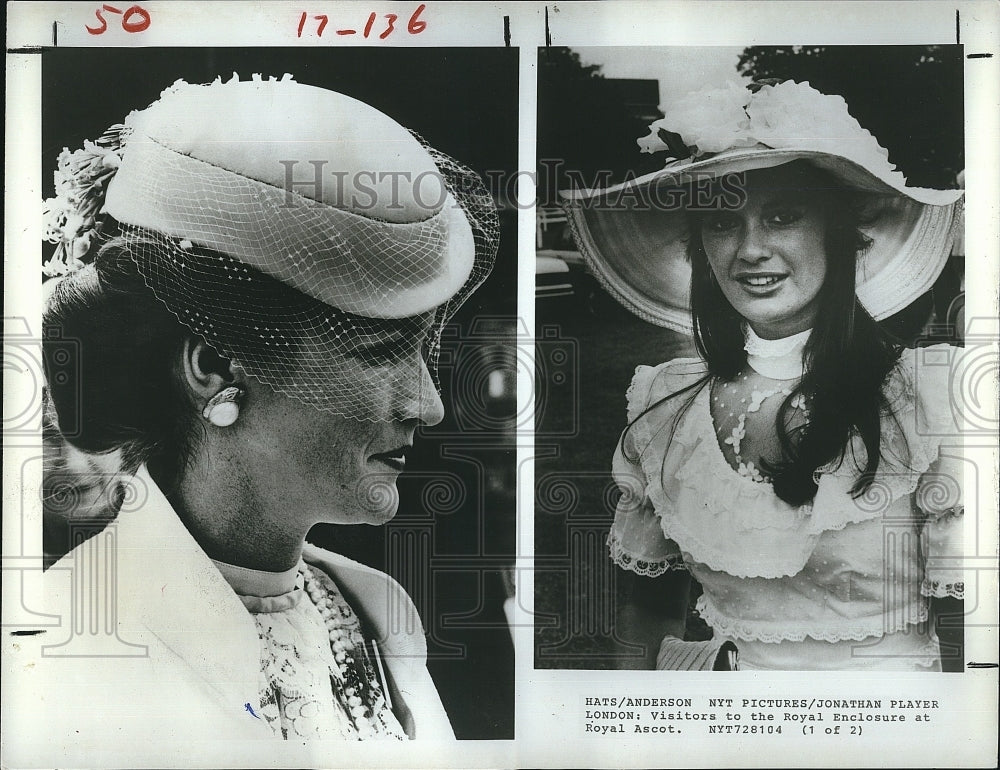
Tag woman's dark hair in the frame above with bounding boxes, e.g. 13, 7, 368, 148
43, 233, 311, 490
43, 241, 199, 489
693, 161, 905, 504
626, 161, 910, 506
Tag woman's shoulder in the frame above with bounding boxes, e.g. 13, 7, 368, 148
884, 343, 965, 436
303, 544, 414, 607
302, 544, 426, 652
626, 356, 707, 422
867, 342, 967, 483
302, 545, 456, 738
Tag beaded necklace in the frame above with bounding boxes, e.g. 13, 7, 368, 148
216, 555, 406, 740
300, 564, 406, 740
713, 328, 812, 484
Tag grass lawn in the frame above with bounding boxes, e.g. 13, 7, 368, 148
534, 277, 696, 669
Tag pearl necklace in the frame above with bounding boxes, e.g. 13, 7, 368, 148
714, 328, 812, 483
301, 565, 405, 740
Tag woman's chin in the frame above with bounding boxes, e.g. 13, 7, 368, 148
304, 481, 401, 527
362, 501, 400, 526
353, 479, 401, 524
737, 306, 816, 339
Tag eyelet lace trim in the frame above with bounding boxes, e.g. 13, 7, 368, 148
921, 579, 965, 600
624, 353, 954, 579
695, 595, 931, 644
608, 532, 687, 577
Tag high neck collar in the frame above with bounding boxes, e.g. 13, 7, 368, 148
743, 326, 811, 380
211, 557, 305, 613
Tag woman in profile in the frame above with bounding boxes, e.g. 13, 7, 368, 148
32, 74, 496, 741
564, 80, 965, 671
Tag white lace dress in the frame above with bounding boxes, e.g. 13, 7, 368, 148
213, 558, 407, 739
609, 344, 966, 671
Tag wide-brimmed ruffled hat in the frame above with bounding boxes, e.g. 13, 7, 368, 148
561, 80, 963, 332
42, 74, 498, 419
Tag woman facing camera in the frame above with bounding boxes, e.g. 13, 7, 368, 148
34, 75, 496, 740
563, 80, 966, 671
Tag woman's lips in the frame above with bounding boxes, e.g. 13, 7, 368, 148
370, 447, 409, 472
734, 273, 787, 295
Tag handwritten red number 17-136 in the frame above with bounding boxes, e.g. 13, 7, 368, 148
297, 4, 427, 39
86, 4, 151, 34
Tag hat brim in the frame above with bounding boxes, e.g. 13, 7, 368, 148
563, 146, 963, 207
561, 150, 963, 332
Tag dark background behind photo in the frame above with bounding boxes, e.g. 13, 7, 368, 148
536, 45, 964, 205
534, 45, 965, 669
43, 46, 517, 738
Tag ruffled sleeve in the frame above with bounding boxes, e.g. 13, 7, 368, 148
904, 344, 967, 601
919, 502, 964, 599
608, 360, 706, 577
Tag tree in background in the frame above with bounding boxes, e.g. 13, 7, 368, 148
537, 48, 664, 206
738, 46, 964, 188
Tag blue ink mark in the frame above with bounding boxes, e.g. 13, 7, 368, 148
244, 702, 261, 719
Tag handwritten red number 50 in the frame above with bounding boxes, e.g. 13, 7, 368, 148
86, 4, 151, 35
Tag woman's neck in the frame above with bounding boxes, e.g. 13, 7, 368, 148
158, 453, 312, 572
743, 326, 811, 381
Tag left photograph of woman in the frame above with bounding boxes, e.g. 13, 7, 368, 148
19, 47, 517, 750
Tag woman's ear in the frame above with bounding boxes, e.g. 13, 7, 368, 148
178, 337, 247, 412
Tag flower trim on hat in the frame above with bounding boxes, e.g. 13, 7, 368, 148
155, 71, 296, 103
638, 81, 753, 157
637, 80, 907, 189
42, 73, 297, 279
42, 126, 126, 277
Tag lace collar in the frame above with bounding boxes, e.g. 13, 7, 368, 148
744, 326, 811, 380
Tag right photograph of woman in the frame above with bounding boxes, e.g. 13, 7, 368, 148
536, 46, 967, 672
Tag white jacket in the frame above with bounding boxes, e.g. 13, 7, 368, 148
8, 465, 453, 758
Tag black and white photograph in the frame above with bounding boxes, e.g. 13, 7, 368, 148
16, 44, 517, 751
535, 44, 970, 672
3, 2, 999, 768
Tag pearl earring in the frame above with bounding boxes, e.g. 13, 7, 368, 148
202, 386, 244, 427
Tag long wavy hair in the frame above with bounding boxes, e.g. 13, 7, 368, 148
626, 161, 909, 506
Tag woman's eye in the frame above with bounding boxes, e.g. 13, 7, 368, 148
703, 215, 739, 233
768, 209, 804, 226
354, 341, 412, 366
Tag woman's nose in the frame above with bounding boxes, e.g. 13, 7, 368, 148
736, 223, 772, 263
396, 358, 445, 426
